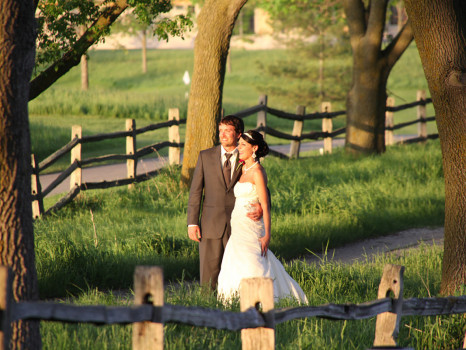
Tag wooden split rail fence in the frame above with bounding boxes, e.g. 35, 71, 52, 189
235, 91, 436, 159
31, 109, 185, 219
1, 264, 466, 349
31, 91, 436, 218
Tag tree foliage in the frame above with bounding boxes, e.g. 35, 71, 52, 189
256, 0, 351, 107
32, 0, 192, 98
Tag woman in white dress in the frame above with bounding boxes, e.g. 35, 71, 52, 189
217, 130, 308, 304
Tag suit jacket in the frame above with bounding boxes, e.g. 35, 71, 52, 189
187, 145, 242, 239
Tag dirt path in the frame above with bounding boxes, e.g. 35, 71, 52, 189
304, 226, 444, 265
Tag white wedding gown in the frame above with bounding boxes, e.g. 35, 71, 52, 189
217, 181, 308, 304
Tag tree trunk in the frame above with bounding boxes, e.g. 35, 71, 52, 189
345, 47, 388, 153
318, 31, 325, 102
81, 54, 89, 90
0, 0, 41, 348
404, 0, 466, 296
180, 0, 248, 187
343, 0, 413, 154
142, 28, 147, 74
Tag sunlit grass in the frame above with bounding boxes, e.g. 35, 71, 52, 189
34, 140, 444, 299
40, 243, 466, 349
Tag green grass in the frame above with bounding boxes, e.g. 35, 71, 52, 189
34, 140, 444, 299
40, 243, 466, 349
30, 44, 437, 173
31, 43, 449, 349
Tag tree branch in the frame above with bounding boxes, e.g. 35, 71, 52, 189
365, 0, 388, 48
343, 0, 367, 43
383, 20, 414, 69
29, 0, 129, 101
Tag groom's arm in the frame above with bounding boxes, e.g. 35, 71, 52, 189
187, 153, 204, 242
246, 187, 270, 221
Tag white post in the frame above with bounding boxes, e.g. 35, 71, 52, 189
321, 102, 332, 154
385, 97, 395, 146
126, 119, 136, 189
168, 108, 181, 165
257, 95, 268, 140
417, 90, 427, 141
70, 125, 82, 190
289, 105, 305, 158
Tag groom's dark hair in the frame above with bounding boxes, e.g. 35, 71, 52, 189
220, 115, 244, 135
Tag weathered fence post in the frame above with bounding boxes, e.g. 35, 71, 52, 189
321, 102, 332, 154
0, 266, 12, 350
257, 95, 268, 140
168, 109, 180, 165
240, 277, 275, 350
31, 154, 44, 219
289, 105, 305, 159
373, 264, 404, 348
126, 119, 137, 189
417, 90, 427, 141
133, 266, 164, 350
70, 125, 82, 191
385, 97, 395, 146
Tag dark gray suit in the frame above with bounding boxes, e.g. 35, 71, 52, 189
187, 145, 242, 288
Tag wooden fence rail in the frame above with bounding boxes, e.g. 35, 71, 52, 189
31, 116, 186, 218
1, 264, 466, 349
31, 91, 436, 218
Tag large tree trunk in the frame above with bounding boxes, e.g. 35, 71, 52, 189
0, 0, 41, 348
404, 0, 466, 296
180, 0, 248, 187
345, 45, 388, 153
343, 0, 413, 154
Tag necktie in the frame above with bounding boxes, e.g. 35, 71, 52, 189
223, 153, 232, 186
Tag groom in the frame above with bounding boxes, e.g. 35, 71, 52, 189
187, 115, 262, 289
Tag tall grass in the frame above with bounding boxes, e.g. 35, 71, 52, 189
40, 243, 466, 349
34, 140, 444, 298
29, 44, 437, 173
29, 45, 433, 124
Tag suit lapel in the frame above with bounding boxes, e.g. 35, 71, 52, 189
213, 146, 227, 187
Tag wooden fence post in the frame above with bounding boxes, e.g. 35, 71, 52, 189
126, 119, 137, 189
321, 102, 332, 154
289, 105, 305, 159
417, 90, 427, 141
70, 125, 82, 191
168, 109, 180, 165
373, 264, 404, 348
133, 266, 164, 350
31, 154, 44, 219
0, 266, 12, 350
240, 277, 275, 350
257, 95, 268, 140
385, 97, 395, 146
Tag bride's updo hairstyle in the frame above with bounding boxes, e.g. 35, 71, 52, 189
241, 130, 269, 159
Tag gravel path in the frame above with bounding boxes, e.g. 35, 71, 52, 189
304, 226, 444, 265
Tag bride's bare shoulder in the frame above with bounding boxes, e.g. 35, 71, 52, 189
252, 164, 267, 182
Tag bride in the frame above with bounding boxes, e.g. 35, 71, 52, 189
217, 130, 308, 304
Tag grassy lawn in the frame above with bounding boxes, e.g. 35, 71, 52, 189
35, 140, 444, 299
30, 43, 453, 349
40, 243, 464, 349
30, 43, 437, 174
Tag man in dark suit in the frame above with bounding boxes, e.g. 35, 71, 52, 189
187, 115, 261, 289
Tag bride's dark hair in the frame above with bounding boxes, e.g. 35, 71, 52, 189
241, 130, 269, 158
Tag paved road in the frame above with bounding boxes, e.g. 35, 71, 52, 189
40, 136, 414, 197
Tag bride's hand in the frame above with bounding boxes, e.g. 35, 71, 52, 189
259, 235, 270, 257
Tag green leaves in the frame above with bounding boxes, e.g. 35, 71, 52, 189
35, 0, 193, 68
